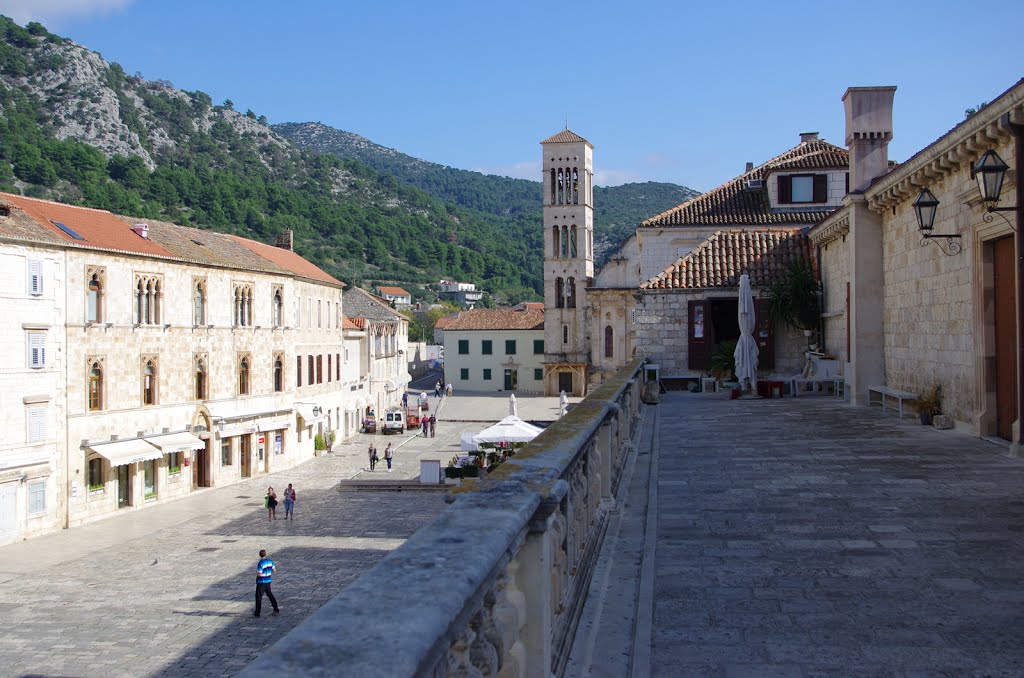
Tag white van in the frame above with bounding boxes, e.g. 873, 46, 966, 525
383, 409, 405, 435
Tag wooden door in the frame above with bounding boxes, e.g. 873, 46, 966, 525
558, 372, 573, 394
994, 236, 1017, 440
688, 300, 711, 370
240, 436, 252, 478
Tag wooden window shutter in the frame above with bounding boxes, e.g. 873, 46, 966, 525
28, 406, 45, 443
755, 299, 775, 370
688, 300, 710, 370
28, 260, 42, 295
777, 175, 792, 204
813, 174, 828, 202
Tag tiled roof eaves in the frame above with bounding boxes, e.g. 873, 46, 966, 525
540, 129, 593, 146
639, 228, 810, 290
641, 140, 848, 227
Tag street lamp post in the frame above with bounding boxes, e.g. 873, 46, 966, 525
970, 124, 1024, 456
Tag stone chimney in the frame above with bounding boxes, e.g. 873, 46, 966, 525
799, 131, 819, 143
745, 162, 754, 173
275, 229, 293, 251
842, 86, 896, 193
131, 223, 149, 239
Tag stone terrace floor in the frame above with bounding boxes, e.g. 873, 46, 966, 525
575, 392, 1024, 677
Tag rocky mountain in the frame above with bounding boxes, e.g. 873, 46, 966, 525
275, 122, 701, 263
0, 16, 697, 301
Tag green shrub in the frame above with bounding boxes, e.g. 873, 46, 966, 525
314, 434, 326, 450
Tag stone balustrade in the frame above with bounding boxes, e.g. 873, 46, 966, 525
241, 358, 647, 678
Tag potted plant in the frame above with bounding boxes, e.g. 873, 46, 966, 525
710, 339, 737, 384
767, 259, 822, 347
916, 385, 942, 425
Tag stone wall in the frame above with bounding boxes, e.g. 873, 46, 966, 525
817, 231, 849, 362
240, 359, 647, 678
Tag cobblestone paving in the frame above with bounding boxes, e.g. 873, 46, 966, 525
0, 391, 574, 678
652, 393, 1024, 677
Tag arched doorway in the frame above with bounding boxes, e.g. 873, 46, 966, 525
192, 411, 212, 489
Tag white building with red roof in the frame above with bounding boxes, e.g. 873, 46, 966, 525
442, 308, 545, 393
0, 194, 369, 540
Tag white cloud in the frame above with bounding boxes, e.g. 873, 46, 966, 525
472, 160, 540, 181
0, 0, 134, 26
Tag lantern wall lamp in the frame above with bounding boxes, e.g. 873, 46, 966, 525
913, 187, 962, 255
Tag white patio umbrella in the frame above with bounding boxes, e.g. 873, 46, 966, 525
509, 393, 518, 417
733, 273, 759, 395
472, 416, 544, 445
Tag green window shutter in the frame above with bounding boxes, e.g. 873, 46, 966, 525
534, 368, 543, 380
533, 339, 544, 354
482, 340, 492, 355
458, 339, 469, 355
483, 369, 491, 380
460, 368, 469, 380
505, 339, 516, 355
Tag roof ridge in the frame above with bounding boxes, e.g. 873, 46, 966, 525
0, 192, 115, 215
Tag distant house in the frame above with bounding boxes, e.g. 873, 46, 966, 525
437, 280, 483, 308
443, 307, 545, 393
376, 286, 412, 306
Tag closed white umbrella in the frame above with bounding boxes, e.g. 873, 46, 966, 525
509, 393, 518, 417
559, 391, 569, 418
733, 273, 759, 395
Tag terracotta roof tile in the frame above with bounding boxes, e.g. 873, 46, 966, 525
641, 139, 848, 227
445, 308, 544, 331
229, 235, 342, 286
343, 287, 405, 321
341, 316, 362, 330
377, 286, 411, 296
540, 129, 592, 145
433, 313, 461, 329
640, 228, 810, 290
1, 193, 174, 256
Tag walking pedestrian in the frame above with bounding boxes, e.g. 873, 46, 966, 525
402, 391, 409, 408
282, 483, 296, 520
429, 414, 436, 438
446, 382, 453, 397
384, 443, 394, 472
422, 417, 429, 437
265, 486, 278, 521
368, 444, 378, 471
254, 549, 280, 617
434, 380, 441, 398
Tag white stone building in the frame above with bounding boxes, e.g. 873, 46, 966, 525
342, 287, 410, 419
442, 308, 546, 393
0, 194, 367, 540
376, 285, 412, 306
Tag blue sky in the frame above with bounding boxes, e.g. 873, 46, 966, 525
3, 0, 1021, 191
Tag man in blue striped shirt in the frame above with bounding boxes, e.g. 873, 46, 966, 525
254, 549, 280, 617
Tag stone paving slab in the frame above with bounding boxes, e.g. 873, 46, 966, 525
648, 393, 1024, 677
0, 391, 572, 678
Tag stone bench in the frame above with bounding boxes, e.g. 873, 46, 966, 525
868, 385, 919, 419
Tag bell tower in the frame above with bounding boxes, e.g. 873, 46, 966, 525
540, 130, 594, 396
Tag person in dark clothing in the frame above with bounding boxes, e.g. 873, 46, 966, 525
254, 549, 280, 617
429, 414, 436, 438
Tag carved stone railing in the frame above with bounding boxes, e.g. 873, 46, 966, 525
241, 358, 647, 678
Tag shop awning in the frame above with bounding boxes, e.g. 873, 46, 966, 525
88, 439, 162, 467
258, 419, 292, 432
146, 431, 205, 454
295, 404, 324, 423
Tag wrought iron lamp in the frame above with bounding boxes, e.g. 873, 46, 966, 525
913, 187, 962, 255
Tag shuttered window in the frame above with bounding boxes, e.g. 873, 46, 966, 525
27, 259, 43, 295
27, 406, 45, 443
778, 174, 828, 204
28, 481, 45, 514
27, 332, 46, 368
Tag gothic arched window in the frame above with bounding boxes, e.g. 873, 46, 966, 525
88, 360, 104, 411
142, 358, 157, 405
605, 325, 614, 358
193, 280, 206, 325
238, 356, 251, 395
569, 225, 578, 257
566, 277, 577, 309
572, 168, 579, 204
552, 225, 560, 258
